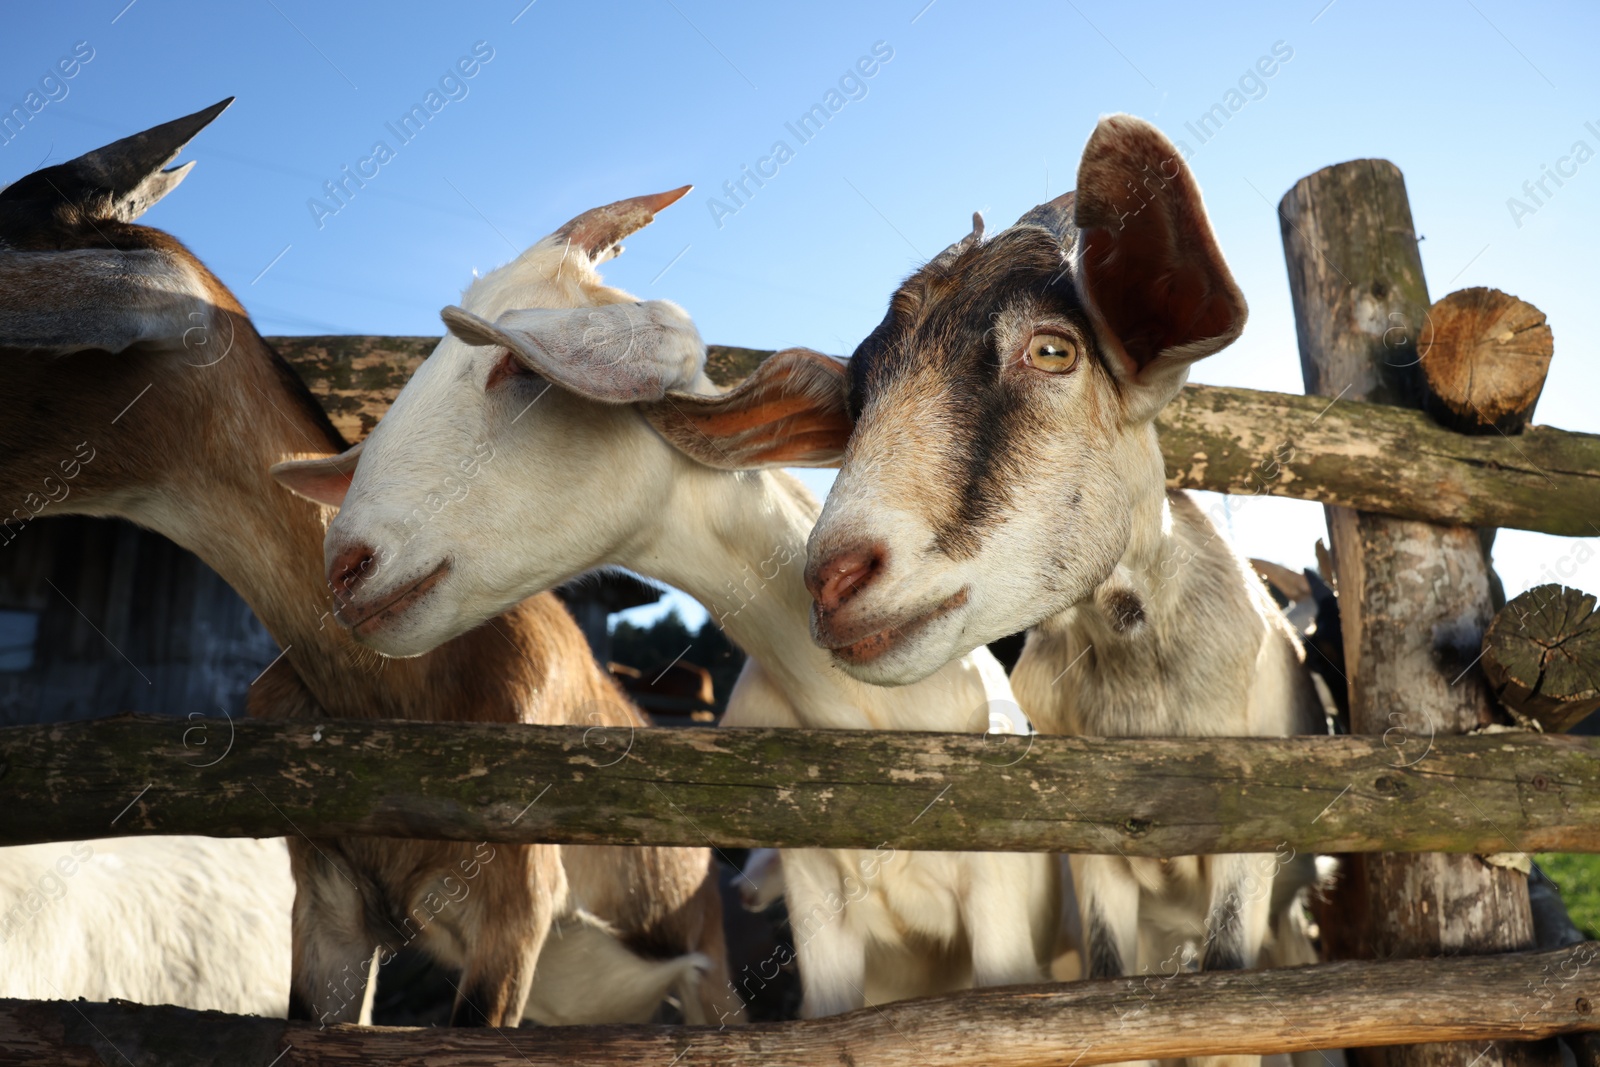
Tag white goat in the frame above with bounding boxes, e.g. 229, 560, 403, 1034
273, 196, 1060, 1020
0, 837, 293, 1017
626, 115, 1335, 1067
0, 106, 734, 1028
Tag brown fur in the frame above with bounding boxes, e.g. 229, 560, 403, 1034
0, 209, 732, 1026
642, 348, 854, 470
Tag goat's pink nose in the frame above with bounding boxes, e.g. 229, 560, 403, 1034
327, 543, 376, 602
806, 545, 886, 611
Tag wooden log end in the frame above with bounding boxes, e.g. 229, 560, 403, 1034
1483, 584, 1600, 732
1419, 287, 1554, 435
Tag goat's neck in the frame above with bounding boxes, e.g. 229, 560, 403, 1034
128, 331, 561, 723
624, 462, 997, 732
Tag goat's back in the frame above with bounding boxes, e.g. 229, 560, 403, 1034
0, 836, 292, 1016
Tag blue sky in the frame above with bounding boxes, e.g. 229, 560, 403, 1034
6, 0, 1597, 629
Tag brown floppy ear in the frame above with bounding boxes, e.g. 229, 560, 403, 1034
1073, 114, 1246, 407
270, 440, 364, 507
640, 348, 853, 470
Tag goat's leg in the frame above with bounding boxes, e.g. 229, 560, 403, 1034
961, 851, 1049, 987
1188, 852, 1276, 1067
286, 840, 379, 1026
1199, 852, 1272, 972
450, 843, 562, 1027
1071, 854, 1157, 1067
783, 849, 867, 1018
683, 876, 746, 1027
1070, 853, 1141, 980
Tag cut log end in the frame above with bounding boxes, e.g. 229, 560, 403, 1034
1419, 287, 1554, 435
1483, 584, 1600, 733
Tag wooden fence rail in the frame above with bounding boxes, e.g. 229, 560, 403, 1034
269, 337, 1600, 538
4, 945, 1597, 1066
5, 715, 1597, 854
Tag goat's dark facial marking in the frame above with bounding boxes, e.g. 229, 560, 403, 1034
847, 226, 1107, 560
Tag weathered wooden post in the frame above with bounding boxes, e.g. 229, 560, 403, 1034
1280, 160, 1549, 1067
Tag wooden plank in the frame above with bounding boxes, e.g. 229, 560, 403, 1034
266, 336, 1600, 538
1282, 157, 1543, 1067
2, 715, 1597, 855
3, 945, 1596, 1066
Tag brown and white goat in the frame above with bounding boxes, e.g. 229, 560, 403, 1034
637, 114, 1329, 1052
0, 101, 736, 1028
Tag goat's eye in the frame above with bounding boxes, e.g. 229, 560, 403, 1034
1024, 333, 1080, 374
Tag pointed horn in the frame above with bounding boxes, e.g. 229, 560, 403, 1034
0, 97, 233, 222
552, 184, 692, 263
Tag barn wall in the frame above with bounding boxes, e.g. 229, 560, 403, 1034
0, 517, 279, 726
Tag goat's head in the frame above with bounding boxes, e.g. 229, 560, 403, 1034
0, 99, 343, 523
271, 186, 754, 657
668, 115, 1247, 685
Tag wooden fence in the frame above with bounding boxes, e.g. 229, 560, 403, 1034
5, 159, 1600, 1067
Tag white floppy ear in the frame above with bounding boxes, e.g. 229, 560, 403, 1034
270, 440, 365, 508
441, 301, 705, 403
640, 348, 853, 470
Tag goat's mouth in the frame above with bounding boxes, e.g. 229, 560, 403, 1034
816, 588, 969, 666
338, 561, 452, 638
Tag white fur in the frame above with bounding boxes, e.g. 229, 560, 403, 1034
0, 836, 293, 1016
322, 230, 1060, 1019
525, 911, 711, 1026
737, 849, 785, 912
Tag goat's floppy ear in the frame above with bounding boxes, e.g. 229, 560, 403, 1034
640, 348, 853, 470
442, 301, 704, 402
1073, 114, 1246, 411
551, 186, 692, 265
270, 441, 365, 508
0, 248, 210, 355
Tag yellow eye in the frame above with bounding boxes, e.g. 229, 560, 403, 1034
1024, 333, 1080, 373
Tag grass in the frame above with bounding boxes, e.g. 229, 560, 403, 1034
1536, 853, 1600, 939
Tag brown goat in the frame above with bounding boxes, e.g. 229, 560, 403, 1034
0, 100, 736, 1028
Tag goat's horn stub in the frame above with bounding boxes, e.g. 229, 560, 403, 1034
553, 184, 693, 262
926, 209, 986, 272
1013, 190, 1077, 248
0, 97, 233, 227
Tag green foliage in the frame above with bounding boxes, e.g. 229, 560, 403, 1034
611, 610, 747, 713
1537, 853, 1600, 939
